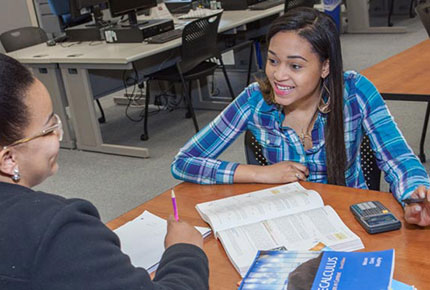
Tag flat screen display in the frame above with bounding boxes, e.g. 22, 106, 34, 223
70, 0, 107, 19
76, 0, 106, 8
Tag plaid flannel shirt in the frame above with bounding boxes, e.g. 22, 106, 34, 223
171, 71, 430, 203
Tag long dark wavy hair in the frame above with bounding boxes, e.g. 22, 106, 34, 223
259, 7, 346, 185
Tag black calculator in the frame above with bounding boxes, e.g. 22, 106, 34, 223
350, 201, 401, 234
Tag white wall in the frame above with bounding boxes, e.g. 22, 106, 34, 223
0, 0, 38, 52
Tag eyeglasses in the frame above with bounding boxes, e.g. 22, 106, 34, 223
3, 113, 63, 150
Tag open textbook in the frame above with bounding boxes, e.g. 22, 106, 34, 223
114, 211, 211, 273
195, 182, 364, 276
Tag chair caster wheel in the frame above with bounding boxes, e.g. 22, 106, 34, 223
140, 134, 149, 141
98, 116, 106, 123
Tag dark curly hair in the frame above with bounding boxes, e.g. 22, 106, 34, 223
0, 53, 34, 147
258, 7, 346, 186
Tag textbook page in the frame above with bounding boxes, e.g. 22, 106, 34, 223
217, 205, 364, 277
114, 211, 211, 273
196, 182, 324, 234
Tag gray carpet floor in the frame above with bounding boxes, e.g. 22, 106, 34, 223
35, 14, 430, 222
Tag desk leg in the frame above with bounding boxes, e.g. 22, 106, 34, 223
189, 79, 232, 110
419, 102, 429, 163
59, 65, 149, 158
346, 0, 407, 33
29, 64, 76, 149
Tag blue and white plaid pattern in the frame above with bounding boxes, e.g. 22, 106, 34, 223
171, 71, 430, 203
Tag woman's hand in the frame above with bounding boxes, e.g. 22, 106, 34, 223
404, 186, 430, 226
255, 161, 309, 183
234, 161, 309, 184
165, 216, 204, 249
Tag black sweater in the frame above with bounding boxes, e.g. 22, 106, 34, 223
0, 182, 209, 290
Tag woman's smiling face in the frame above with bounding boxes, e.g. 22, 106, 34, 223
265, 30, 329, 108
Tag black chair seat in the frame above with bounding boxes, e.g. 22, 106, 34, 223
150, 61, 218, 81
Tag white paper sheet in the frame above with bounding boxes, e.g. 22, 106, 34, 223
114, 210, 211, 273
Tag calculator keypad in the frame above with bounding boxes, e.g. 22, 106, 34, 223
350, 201, 401, 234
356, 201, 388, 216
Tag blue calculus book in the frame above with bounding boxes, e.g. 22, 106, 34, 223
238, 250, 323, 290
239, 249, 396, 290
310, 249, 394, 290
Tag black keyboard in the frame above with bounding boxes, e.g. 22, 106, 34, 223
146, 29, 183, 44
248, 0, 284, 10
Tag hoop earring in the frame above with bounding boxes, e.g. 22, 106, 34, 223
12, 167, 21, 182
318, 80, 331, 114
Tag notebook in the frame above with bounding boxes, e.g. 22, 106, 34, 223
114, 210, 211, 273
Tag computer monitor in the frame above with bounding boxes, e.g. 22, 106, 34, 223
70, 0, 108, 25
108, 0, 158, 26
164, 0, 194, 13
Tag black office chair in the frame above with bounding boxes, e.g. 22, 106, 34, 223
360, 134, 381, 191
244, 130, 382, 190
244, 130, 269, 166
0, 27, 48, 53
284, 0, 316, 13
141, 11, 235, 141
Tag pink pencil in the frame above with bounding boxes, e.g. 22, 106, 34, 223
171, 189, 179, 221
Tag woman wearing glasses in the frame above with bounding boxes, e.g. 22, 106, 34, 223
0, 53, 208, 289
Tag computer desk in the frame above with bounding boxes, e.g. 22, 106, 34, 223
7, 6, 284, 158
361, 39, 430, 163
345, 0, 407, 33
106, 181, 430, 289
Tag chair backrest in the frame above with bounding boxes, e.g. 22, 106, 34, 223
360, 135, 381, 191
244, 130, 268, 166
0, 27, 48, 53
178, 11, 223, 73
284, 0, 315, 13
416, 2, 430, 38
244, 130, 382, 190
